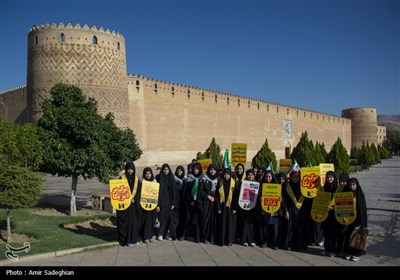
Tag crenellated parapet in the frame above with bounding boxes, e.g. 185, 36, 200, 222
127, 74, 350, 126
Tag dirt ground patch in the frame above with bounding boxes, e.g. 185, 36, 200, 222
30, 207, 105, 217
0, 231, 33, 244
63, 218, 117, 242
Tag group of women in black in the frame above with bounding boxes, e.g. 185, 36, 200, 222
116, 161, 367, 261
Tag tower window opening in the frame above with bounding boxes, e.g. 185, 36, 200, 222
188, 90, 190, 99
202, 92, 205, 101
215, 94, 217, 103
35, 36, 38, 44
60, 33, 65, 42
248, 101, 250, 109
117, 42, 120, 50
92, 36, 98, 44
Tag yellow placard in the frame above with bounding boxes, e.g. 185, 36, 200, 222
261, 183, 282, 213
279, 159, 292, 173
311, 191, 331, 222
301, 166, 321, 198
197, 158, 212, 174
231, 143, 247, 167
334, 192, 356, 225
140, 180, 160, 211
109, 179, 132, 210
319, 163, 335, 186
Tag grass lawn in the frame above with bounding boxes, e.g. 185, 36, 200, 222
0, 207, 115, 260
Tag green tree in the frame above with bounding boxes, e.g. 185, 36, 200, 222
327, 137, 350, 174
196, 137, 223, 167
0, 119, 43, 170
0, 155, 43, 209
384, 130, 400, 155
252, 138, 277, 170
350, 147, 360, 159
315, 142, 328, 164
38, 83, 142, 215
0, 121, 44, 240
370, 143, 380, 164
290, 131, 314, 167
379, 146, 390, 159
359, 142, 374, 168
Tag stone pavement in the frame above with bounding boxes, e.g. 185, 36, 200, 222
2, 157, 400, 266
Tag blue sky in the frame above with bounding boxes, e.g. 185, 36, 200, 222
1, 0, 399, 116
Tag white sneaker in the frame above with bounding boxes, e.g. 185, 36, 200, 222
127, 243, 135, 248
351, 256, 360, 262
328, 252, 336, 258
345, 255, 352, 260
157, 235, 163, 241
250, 243, 256, 247
243, 242, 249, 247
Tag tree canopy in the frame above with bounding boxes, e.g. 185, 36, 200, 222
0, 119, 44, 209
196, 137, 223, 168
251, 138, 277, 170
38, 83, 142, 214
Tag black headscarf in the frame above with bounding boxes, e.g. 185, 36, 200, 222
124, 162, 136, 192
323, 170, 338, 195
142, 167, 154, 182
339, 173, 349, 183
348, 178, 368, 227
206, 163, 219, 181
175, 165, 186, 180
289, 171, 301, 198
263, 169, 277, 183
276, 172, 287, 185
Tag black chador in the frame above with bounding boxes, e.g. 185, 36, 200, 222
343, 178, 368, 257
174, 165, 187, 239
215, 168, 239, 246
321, 171, 339, 254
198, 163, 219, 244
156, 163, 179, 240
181, 162, 203, 242
117, 162, 140, 247
138, 167, 157, 242
282, 171, 305, 251
238, 169, 257, 246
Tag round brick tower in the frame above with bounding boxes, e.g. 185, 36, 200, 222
27, 23, 128, 127
342, 107, 378, 148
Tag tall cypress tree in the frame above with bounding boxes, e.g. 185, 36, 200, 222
196, 137, 223, 167
327, 137, 350, 174
252, 138, 277, 170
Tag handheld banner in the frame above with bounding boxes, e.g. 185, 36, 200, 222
140, 180, 160, 211
319, 163, 335, 187
231, 143, 247, 167
334, 192, 356, 225
301, 166, 321, 198
261, 183, 282, 213
238, 180, 260, 210
109, 179, 131, 211
279, 159, 292, 173
311, 191, 331, 222
197, 159, 212, 174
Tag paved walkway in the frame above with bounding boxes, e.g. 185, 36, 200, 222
2, 157, 400, 266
